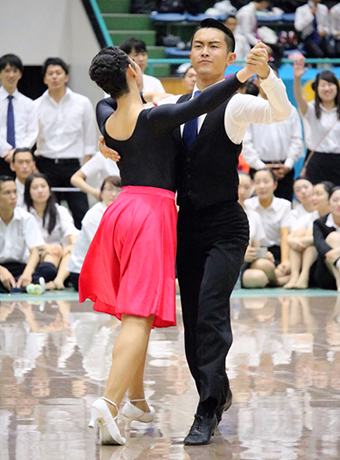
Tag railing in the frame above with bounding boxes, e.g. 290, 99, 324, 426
147, 58, 340, 76
84, 0, 113, 47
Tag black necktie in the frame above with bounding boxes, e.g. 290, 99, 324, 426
183, 90, 201, 151
7, 95, 16, 148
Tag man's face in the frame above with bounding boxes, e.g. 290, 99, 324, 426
128, 48, 148, 73
190, 28, 234, 81
258, 1, 270, 10
0, 64, 22, 94
10, 152, 35, 182
0, 181, 17, 212
225, 17, 237, 34
44, 65, 69, 91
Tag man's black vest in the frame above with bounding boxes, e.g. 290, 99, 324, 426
176, 94, 242, 209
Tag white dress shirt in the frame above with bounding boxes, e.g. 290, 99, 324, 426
244, 196, 291, 247
0, 87, 38, 157
15, 178, 25, 208
293, 210, 319, 231
289, 203, 312, 232
28, 204, 79, 246
0, 207, 45, 264
242, 103, 303, 170
247, 208, 266, 246
295, 2, 329, 40
142, 74, 165, 93
67, 201, 107, 274
81, 151, 120, 190
326, 212, 340, 232
34, 87, 97, 159
234, 32, 251, 60
158, 69, 292, 145
236, 2, 258, 46
331, 3, 340, 37
303, 102, 340, 153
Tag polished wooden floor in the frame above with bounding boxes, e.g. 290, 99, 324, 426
1, 290, 340, 460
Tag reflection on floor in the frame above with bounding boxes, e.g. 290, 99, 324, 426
0, 290, 340, 460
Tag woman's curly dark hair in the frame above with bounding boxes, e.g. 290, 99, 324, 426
89, 47, 134, 99
312, 71, 340, 120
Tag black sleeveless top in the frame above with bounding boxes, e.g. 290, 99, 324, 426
96, 74, 242, 192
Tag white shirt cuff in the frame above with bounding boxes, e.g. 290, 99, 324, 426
284, 159, 294, 170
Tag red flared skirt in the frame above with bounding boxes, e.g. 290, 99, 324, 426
79, 186, 177, 328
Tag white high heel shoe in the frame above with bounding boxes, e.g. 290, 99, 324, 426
89, 397, 126, 445
121, 398, 155, 429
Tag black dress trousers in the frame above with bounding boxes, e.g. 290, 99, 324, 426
177, 200, 249, 410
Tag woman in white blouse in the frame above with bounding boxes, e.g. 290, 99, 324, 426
294, 57, 340, 185
67, 176, 122, 291
238, 172, 275, 288
284, 181, 332, 289
289, 177, 314, 231
24, 173, 79, 290
244, 169, 292, 287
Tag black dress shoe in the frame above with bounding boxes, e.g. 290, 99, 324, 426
184, 413, 217, 446
216, 389, 232, 425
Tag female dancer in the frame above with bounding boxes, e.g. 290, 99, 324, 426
79, 46, 263, 444
24, 173, 79, 290
284, 181, 332, 289
294, 57, 340, 185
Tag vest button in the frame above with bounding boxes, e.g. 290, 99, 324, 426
187, 174, 191, 179
188, 191, 192, 196
187, 157, 190, 163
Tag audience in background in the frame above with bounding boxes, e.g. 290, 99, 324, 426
285, 181, 332, 289
331, 3, 340, 57
244, 169, 292, 287
34, 57, 97, 229
120, 38, 165, 92
242, 65, 303, 202
224, 15, 250, 60
10, 148, 36, 207
289, 177, 314, 231
71, 151, 120, 201
313, 186, 340, 290
67, 176, 122, 291
295, 0, 336, 58
0, 175, 56, 293
181, 65, 197, 93
24, 173, 79, 291
294, 58, 340, 186
0, 54, 38, 177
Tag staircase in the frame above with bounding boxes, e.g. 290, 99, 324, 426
96, 0, 170, 78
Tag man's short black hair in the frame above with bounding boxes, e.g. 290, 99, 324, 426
0, 175, 15, 190
192, 18, 235, 53
12, 148, 35, 163
0, 54, 23, 73
42, 57, 69, 78
119, 38, 147, 55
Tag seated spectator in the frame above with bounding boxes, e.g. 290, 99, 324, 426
0, 54, 38, 177
238, 172, 275, 288
295, 0, 336, 58
181, 65, 197, 94
67, 176, 122, 291
242, 64, 302, 202
331, 3, 340, 57
70, 151, 120, 201
236, 1, 282, 64
284, 181, 332, 289
294, 58, 340, 185
313, 186, 340, 291
24, 173, 79, 290
224, 15, 251, 61
0, 175, 56, 293
289, 177, 314, 231
119, 38, 165, 93
10, 148, 36, 207
244, 169, 292, 286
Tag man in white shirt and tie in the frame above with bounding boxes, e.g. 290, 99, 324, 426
295, 0, 336, 58
34, 57, 97, 228
0, 54, 38, 177
242, 64, 303, 201
10, 148, 36, 207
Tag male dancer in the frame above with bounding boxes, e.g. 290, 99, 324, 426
98, 19, 292, 445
